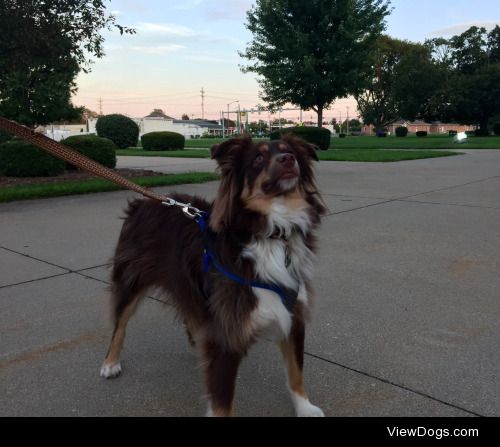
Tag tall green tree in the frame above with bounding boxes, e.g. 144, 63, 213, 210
0, 0, 134, 127
240, 0, 390, 127
426, 26, 500, 133
356, 36, 440, 132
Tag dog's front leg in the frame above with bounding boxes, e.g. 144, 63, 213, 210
280, 319, 325, 417
202, 341, 242, 417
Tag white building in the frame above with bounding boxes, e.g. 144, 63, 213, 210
87, 117, 222, 140
43, 123, 90, 141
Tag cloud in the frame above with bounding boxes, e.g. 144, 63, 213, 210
183, 55, 240, 64
135, 22, 198, 37
430, 21, 500, 37
202, 0, 253, 21
131, 44, 185, 54
174, 0, 204, 10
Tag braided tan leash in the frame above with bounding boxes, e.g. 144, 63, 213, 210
0, 117, 168, 202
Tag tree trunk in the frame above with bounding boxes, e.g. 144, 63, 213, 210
317, 106, 323, 128
479, 117, 489, 136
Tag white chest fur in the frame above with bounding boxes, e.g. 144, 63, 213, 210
244, 198, 315, 340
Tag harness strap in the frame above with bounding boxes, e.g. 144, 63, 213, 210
197, 213, 298, 312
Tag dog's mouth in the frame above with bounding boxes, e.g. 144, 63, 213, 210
262, 167, 300, 194
279, 170, 299, 181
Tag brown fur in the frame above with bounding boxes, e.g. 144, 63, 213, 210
101, 134, 325, 416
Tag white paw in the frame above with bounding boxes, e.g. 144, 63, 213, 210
100, 362, 122, 379
293, 393, 325, 417
297, 402, 325, 417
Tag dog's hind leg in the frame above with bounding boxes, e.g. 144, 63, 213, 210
100, 286, 144, 379
279, 318, 324, 417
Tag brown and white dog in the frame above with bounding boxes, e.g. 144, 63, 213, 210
100, 134, 326, 416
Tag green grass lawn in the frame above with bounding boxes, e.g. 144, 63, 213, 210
319, 149, 459, 162
180, 135, 500, 150
118, 147, 460, 162
329, 135, 500, 150
0, 172, 219, 203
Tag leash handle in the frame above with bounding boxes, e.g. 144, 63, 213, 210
0, 117, 168, 203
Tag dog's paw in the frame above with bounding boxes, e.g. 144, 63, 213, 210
293, 394, 325, 417
297, 402, 325, 417
100, 362, 122, 379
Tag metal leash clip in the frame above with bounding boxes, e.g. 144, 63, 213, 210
182, 205, 204, 220
161, 198, 204, 220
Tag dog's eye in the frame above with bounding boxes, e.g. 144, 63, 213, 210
254, 154, 264, 164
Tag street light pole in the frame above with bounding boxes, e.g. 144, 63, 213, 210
226, 100, 239, 138
346, 106, 350, 136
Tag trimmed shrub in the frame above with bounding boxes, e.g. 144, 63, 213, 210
395, 126, 408, 137
270, 126, 331, 150
141, 131, 185, 150
376, 131, 387, 137
449, 130, 457, 137
0, 129, 12, 144
416, 131, 428, 137
465, 130, 475, 137
474, 128, 490, 137
0, 139, 65, 177
63, 135, 117, 169
494, 123, 500, 136
338, 133, 347, 138
95, 114, 139, 149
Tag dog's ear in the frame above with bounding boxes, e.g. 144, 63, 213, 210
282, 133, 319, 161
209, 136, 253, 232
211, 136, 252, 169
305, 142, 319, 161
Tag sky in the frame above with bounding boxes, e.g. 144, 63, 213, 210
72, 0, 500, 122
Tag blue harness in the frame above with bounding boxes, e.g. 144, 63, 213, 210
197, 212, 299, 312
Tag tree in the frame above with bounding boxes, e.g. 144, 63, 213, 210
181, 114, 190, 120
356, 36, 440, 132
248, 120, 269, 134
146, 109, 174, 119
240, 0, 390, 127
0, 0, 134, 127
426, 26, 500, 134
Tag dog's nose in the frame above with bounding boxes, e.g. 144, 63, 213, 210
277, 153, 296, 168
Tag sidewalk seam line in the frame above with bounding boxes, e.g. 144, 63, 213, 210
304, 351, 483, 417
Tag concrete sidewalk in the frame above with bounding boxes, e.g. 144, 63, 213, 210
1, 150, 499, 416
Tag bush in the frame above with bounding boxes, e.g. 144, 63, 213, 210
270, 126, 331, 150
0, 139, 65, 177
474, 128, 490, 137
0, 129, 12, 144
95, 114, 139, 149
449, 130, 457, 137
494, 123, 500, 136
416, 131, 428, 137
63, 135, 117, 169
141, 131, 185, 150
465, 130, 475, 137
339, 133, 347, 138
376, 131, 387, 137
395, 126, 408, 137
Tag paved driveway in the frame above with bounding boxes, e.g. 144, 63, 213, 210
0, 150, 498, 416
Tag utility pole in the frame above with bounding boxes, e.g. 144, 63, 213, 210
200, 87, 205, 120
346, 106, 350, 135
221, 110, 225, 138
98, 97, 103, 116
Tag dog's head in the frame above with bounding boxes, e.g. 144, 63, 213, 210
210, 134, 326, 232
